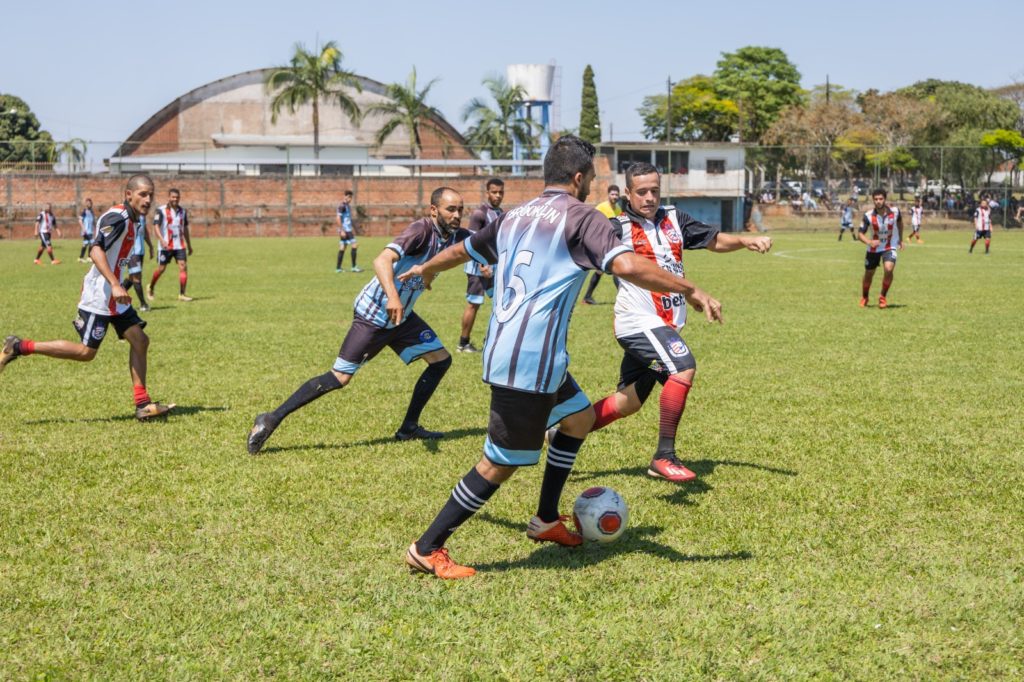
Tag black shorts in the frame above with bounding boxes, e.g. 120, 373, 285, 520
39, 233, 52, 248
465, 274, 493, 305
484, 373, 589, 467
158, 249, 187, 265
616, 327, 696, 391
339, 232, 357, 247
864, 251, 897, 270
73, 307, 146, 349
974, 230, 991, 240
332, 312, 445, 376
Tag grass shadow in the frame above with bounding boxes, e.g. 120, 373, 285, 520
258, 427, 489, 455
24, 405, 228, 425
473, 513, 752, 573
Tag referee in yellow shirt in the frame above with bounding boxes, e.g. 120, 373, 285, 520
582, 184, 623, 304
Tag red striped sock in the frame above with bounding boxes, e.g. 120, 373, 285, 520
133, 385, 151, 407
20, 339, 36, 355
658, 376, 692, 445
591, 396, 623, 432
179, 271, 187, 292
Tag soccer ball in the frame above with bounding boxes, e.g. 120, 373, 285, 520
573, 486, 628, 543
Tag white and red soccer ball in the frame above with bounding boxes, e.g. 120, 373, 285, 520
573, 486, 628, 543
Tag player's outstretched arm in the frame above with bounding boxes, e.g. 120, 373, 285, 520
397, 242, 472, 284
707, 233, 772, 254
610, 252, 723, 323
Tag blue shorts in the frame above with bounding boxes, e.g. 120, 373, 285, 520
339, 232, 357, 247
483, 373, 589, 467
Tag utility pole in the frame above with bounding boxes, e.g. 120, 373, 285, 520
666, 77, 672, 176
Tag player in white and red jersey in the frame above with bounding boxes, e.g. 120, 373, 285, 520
969, 195, 992, 254
857, 188, 903, 309
559, 162, 770, 484
148, 188, 194, 302
0, 175, 174, 421
909, 197, 924, 244
33, 203, 62, 265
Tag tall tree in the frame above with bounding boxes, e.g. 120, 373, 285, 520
763, 88, 862, 185
713, 46, 803, 142
57, 138, 88, 173
638, 75, 739, 142
264, 41, 362, 161
0, 94, 55, 171
579, 64, 601, 143
858, 90, 940, 190
980, 128, 1024, 185
897, 79, 1019, 142
365, 67, 445, 158
462, 76, 537, 160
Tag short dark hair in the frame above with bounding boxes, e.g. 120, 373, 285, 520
543, 135, 595, 185
430, 186, 459, 207
485, 177, 504, 189
168, 187, 180, 196
625, 162, 659, 189
344, 190, 354, 197
126, 174, 154, 191
871, 188, 887, 198
608, 184, 620, 193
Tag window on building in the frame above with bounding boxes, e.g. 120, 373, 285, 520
617, 149, 652, 173
656, 150, 689, 174
706, 159, 726, 175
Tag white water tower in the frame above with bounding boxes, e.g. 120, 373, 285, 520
507, 63, 556, 161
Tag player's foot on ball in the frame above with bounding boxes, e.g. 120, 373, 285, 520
878, 295, 888, 309
350, 266, 363, 273
0, 335, 22, 374
647, 454, 697, 483
527, 515, 583, 546
858, 296, 868, 308
247, 412, 280, 454
136, 402, 175, 421
146, 285, 155, 300
457, 342, 479, 353
394, 425, 444, 441
178, 294, 194, 302
405, 543, 476, 579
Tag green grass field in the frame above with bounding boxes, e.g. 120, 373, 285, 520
1, 229, 1022, 679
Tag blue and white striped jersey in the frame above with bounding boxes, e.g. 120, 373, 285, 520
353, 217, 466, 329
464, 203, 502, 277
465, 189, 631, 394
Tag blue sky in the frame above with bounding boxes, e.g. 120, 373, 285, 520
3, 0, 1022, 164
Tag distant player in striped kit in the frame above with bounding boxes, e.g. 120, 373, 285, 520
247, 187, 468, 455
858, 188, 904, 309
335, 190, 362, 273
78, 198, 96, 262
569, 162, 772, 483
124, 212, 154, 313
908, 197, 924, 244
456, 177, 503, 352
148, 188, 194, 302
969, 196, 992, 254
33, 203, 62, 265
1, 175, 174, 421
397, 137, 723, 579
838, 197, 856, 241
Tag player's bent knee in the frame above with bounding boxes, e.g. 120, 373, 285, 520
330, 370, 352, 386
560, 405, 595, 437
476, 457, 517, 484
79, 346, 98, 362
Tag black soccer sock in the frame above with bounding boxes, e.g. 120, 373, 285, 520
336, 250, 344, 269
400, 355, 451, 432
584, 272, 601, 299
80, 245, 87, 258
350, 247, 358, 268
132, 280, 145, 303
459, 336, 470, 347
536, 431, 583, 523
416, 467, 500, 553
271, 371, 343, 422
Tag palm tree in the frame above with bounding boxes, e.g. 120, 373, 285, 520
364, 67, 445, 158
56, 138, 87, 173
462, 76, 538, 160
264, 41, 362, 162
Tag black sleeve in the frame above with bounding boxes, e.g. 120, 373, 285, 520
468, 208, 486, 232
92, 212, 127, 250
389, 220, 432, 257
153, 210, 164, 228
565, 206, 631, 272
182, 208, 189, 229
467, 217, 500, 264
676, 211, 719, 250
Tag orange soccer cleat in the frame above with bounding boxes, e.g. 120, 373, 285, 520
878, 296, 888, 309
859, 297, 868, 308
647, 454, 698, 483
406, 543, 476, 579
527, 515, 583, 547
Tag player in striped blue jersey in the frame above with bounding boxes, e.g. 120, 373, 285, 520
398, 136, 723, 579
246, 187, 468, 454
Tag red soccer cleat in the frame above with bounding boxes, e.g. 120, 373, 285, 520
406, 544, 476, 579
878, 295, 888, 309
527, 515, 583, 547
859, 297, 868, 308
647, 455, 697, 483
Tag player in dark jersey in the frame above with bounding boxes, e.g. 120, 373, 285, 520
397, 136, 723, 579
1, 175, 174, 421
247, 187, 468, 454
335, 190, 361, 273
457, 178, 503, 352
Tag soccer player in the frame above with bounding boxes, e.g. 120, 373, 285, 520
969, 195, 992, 254
247, 187, 468, 454
562, 161, 772, 483
398, 136, 723, 579
457, 177, 503, 353
33, 203, 62, 265
582, 184, 623, 304
78, 198, 96, 262
125, 212, 155, 313
838, 197, 856, 241
148, 188, 193, 302
857, 188, 904, 309
0, 175, 174, 421
909, 197, 924, 244
335, 190, 362, 273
